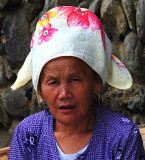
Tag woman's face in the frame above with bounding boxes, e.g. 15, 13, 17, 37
40, 57, 102, 125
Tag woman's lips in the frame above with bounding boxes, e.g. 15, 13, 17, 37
58, 105, 75, 113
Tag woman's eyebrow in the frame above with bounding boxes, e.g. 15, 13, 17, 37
69, 71, 82, 76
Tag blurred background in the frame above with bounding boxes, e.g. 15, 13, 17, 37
0, 0, 145, 148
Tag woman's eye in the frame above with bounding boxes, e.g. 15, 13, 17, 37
73, 78, 79, 81
72, 78, 81, 82
48, 81, 57, 85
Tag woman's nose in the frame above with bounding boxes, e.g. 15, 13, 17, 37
58, 84, 72, 100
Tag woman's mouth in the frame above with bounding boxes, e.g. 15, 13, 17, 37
58, 105, 75, 113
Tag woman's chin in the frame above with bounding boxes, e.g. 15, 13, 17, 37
55, 115, 80, 126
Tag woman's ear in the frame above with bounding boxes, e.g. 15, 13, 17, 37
37, 77, 45, 102
93, 74, 102, 95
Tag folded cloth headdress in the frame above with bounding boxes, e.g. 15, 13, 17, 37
11, 6, 132, 101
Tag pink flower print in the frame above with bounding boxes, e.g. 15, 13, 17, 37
38, 23, 58, 45
54, 6, 97, 29
111, 55, 126, 69
37, 11, 57, 27
117, 61, 126, 69
52, 6, 76, 18
53, 6, 106, 50
30, 33, 35, 48
111, 54, 115, 59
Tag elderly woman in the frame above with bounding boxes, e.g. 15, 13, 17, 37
8, 6, 144, 160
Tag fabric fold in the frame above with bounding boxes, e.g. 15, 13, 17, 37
11, 51, 33, 90
107, 55, 133, 89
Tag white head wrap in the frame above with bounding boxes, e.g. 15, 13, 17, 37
11, 6, 133, 101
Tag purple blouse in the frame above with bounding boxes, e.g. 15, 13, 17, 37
8, 103, 145, 160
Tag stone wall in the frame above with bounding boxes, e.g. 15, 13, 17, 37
0, 0, 145, 148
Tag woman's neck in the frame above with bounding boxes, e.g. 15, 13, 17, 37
54, 107, 96, 136
53, 107, 96, 154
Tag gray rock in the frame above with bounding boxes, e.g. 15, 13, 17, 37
3, 10, 31, 68
40, 0, 56, 15
0, 62, 7, 87
5, 64, 15, 80
133, 0, 139, 10
2, 88, 30, 117
0, 40, 4, 55
89, 0, 101, 17
31, 95, 48, 114
110, 94, 128, 116
57, 0, 78, 6
0, 0, 8, 10
132, 114, 140, 125
136, 0, 145, 43
121, 0, 136, 31
7, 0, 22, 5
0, 127, 12, 148
111, 91, 123, 98
125, 87, 135, 97
127, 94, 145, 112
100, 0, 128, 40
139, 88, 144, 96
78, 1, 89, 8
23, 0, 45, 21
122, 32, 144, 83
28, 0, 56, 33
127, 96, 140, 112
25, 85, 33, 100
112, 41, 124, 60
0, 98, 11, 129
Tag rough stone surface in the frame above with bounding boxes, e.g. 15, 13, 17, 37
127, 94, 145, 112
7, 0, 22, 5
102, 84, 145, 124
101, 0, 128, 40
122, 32, 144, 83
0, 63, 7, 87
3, 10, 31, 68
0, 0, 8, 10
0, 40, 4, 55
136, 0, 145, 43
2, 88, 30, 117
133, 0, 139, 10
0, 126, 12, 148
31, 96, 48, 114
121, 0, 136, 31
5, 63, 16, 81
57, 0, 79, 6
112, 41, 124, 60
23, 0, 45, 22
89, 0, 101, 17
0, 98, 11, 129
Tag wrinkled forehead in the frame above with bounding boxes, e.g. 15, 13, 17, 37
39, 56, 97, 80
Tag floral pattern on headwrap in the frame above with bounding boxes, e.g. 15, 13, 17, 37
37, 11, 57, 27
53, 6, 106, 50
30, 10, 57, 48
111, 55, 126, 69
30, 34, 35, 48
31, 6, 106, 49
38, 23, 58, 45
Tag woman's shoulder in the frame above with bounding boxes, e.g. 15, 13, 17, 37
95, 103, 138, 135
15, 109, 52, 134
21, 109, 51, 124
